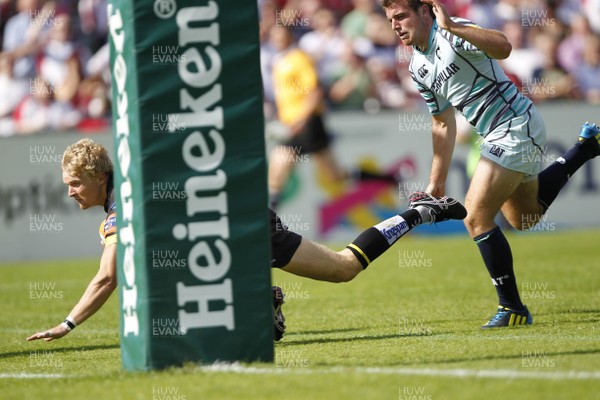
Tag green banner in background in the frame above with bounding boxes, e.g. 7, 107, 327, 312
109, 0, 273, 370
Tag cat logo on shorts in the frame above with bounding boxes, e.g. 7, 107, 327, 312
489, 145, 505, 158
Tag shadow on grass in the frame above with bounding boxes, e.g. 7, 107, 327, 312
281, 332, 449, 346
285, 327, 362, 336
1, 343, 120, 359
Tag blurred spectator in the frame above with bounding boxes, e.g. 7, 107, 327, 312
0, 54, 27, 136
78, 0, 108, 53
277, 0, 320, 38
366, 57, 410, 110
555, 0, 583, 26
532, 0, 567, 39
298, 8, 345, 87
78, 42, 110, 122
2, 0, 43, 80
39, 13, 81, 104
260, 1, 279, 118
501, 20, 544, 85
493, 0, 522, 24
13, 75, 81, 135
558, 13, 594, 74
340, 0, 375, 39
528, 32, 575, 101
584, 0, 600, 35
266, 25, 397, 208
459, 0, 504, 30
361, 12, 397, 65
328, 40, 375, 110
574, 34, 600, 104
0, 0, 15, 47
0, 55, 28, 118
267, 25, 347, 208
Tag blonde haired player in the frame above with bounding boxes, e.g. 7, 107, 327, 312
26, 139, 467, 342
27, 138, 116, 341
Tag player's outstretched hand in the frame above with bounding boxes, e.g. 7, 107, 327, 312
26, 324, 69, 342
421, 0, 454, 31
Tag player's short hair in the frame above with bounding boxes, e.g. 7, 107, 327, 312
62, 138, 113, 178
380, 0, 435, 19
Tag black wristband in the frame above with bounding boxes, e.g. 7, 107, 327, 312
64, 319, 76, 330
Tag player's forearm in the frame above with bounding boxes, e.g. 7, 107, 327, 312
68, 277, 117, 326
446, 23, 512, 59
429, 115, 457, 188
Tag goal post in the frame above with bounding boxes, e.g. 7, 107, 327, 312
108, 0, 273, 370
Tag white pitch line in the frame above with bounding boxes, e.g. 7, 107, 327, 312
3, 366, 599, 381
360, 367, 600, 380
201, 363, 600, 381
0, 373, 66, 379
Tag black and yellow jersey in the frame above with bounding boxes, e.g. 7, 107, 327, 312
99, 177, 116, 247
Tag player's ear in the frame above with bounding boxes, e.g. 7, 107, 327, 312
97, 173, 107, 187
420, 2, 434, 19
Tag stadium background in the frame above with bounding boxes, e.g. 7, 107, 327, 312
0, 0, 600, 261
2, 103, 600, 262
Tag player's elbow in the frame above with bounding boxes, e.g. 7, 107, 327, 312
107, 278, 118, 291
100, 276, 118, 291
494, 40, 512, 60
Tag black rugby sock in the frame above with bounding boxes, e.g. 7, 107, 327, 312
538, 142, 596, 212
346, 209, 422, 268
474, 226, 524, 310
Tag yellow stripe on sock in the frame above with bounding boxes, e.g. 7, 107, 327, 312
347, 243, 371, 265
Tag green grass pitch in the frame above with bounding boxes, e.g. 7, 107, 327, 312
1, 229, 599, 399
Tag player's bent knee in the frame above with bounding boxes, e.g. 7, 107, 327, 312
463, 212, 498, 237
331, 266, 359, 282
332, 253, 362, 282
463, 213, 480, 235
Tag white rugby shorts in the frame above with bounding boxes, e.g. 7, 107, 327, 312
478, 106, 547, 181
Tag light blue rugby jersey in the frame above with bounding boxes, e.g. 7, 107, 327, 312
409, 18, 533, 137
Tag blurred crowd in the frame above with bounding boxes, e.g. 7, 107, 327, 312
0, 0, 109, 136
260, 0, 600, 117
0, 0, 598, 136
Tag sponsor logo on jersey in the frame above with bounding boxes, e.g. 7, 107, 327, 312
431, 62, 460, 92
418, 64, 429, 78
104, 215, 117, 234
